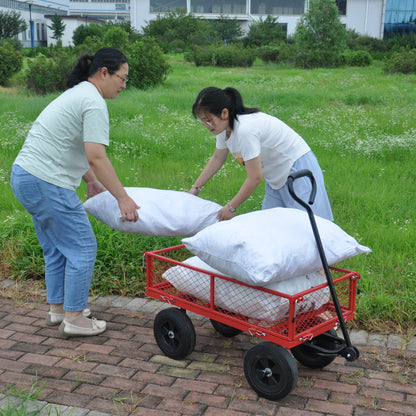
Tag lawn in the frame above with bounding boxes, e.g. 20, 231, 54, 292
1, 55, 415, 333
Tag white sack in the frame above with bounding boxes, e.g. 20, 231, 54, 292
84, 187, 221, 236
163, 256, 330, 324
182, 207, 371, 285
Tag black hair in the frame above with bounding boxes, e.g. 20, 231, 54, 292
66, 47, 128, 89
192, 86, 260, 129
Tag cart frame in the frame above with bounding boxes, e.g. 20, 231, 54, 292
144, 169, 361, 400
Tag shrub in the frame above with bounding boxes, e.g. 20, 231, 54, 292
22, 46, 52, 58
350, 35, 388, 60
189, 44, 256, 67
258, 45, 280, 63
383, 49, 416, 74
73, 24, 105, 46
77, 36, 104, 55
341, 49, 373, 67
142, 9, 213, 53
25, 50, 76, 94
294, 0, 347, 68
385, 33, 416, 52
0, 43, 23, 86
244, 15, 285, 47
211, 16, 243, 44
0, 37, 22, 50
127, 38, 171, 89
257, 42, 296, 65
103, 26, 129, 51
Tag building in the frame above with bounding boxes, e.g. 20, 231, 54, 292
1, 0, 416, 47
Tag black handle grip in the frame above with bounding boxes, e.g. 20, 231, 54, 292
287, 169, 317, 207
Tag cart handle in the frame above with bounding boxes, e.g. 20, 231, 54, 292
287, 169, 317, 207
287, 169, 356, 356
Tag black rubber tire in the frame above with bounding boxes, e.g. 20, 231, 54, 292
291, 329, 340, 369
153, 307, 196, 359
244, 342, 298, 401
210, 319, 242, 337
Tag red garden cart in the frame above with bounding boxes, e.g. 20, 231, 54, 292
145, 170, 360, 401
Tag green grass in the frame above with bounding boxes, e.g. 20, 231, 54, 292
1, 55, 415, 332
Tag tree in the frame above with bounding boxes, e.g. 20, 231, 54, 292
48, 14, 66, 44
103, 26, 129, 51
294, 0, 347, 68
142, 8, 213, 52
211, 16, 242, 44
244, 15, 285, 47
0, 42, 23, 85
72, 23, 104, 46
0, 10, 27, 39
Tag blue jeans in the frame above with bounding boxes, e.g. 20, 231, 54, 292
10, 165, 96, 311
262, 151, 334, 221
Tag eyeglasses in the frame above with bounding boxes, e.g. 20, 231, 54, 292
114, 73, 129, 84
197, 117, 214, 128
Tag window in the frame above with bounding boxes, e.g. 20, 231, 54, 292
190, 0, 246, 14
251, 0, 305, 15
336, 0, 347, 16
384, 0, 416, 36
150, 0, 187, 13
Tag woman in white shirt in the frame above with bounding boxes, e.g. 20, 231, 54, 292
11, 47, 139, 337
189, 86, 333, 222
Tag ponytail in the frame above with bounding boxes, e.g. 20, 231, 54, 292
192, 86, 259, 129
66, 47, 128, 89
66, 54, 93, 88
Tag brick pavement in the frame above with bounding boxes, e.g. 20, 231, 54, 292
0, 283, 416, 416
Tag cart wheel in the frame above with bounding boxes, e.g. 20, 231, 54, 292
291, 329, 341, 369
244, 342, 298, 401
153, 307, 196, 360
343, 345, 360, 362
210, 319, 242, 338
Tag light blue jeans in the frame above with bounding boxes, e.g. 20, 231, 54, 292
262, 151, 334, 221
10, 165, 96, 311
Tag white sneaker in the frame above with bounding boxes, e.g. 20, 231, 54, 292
59, 316, 106, 337
46, 308, 91, 326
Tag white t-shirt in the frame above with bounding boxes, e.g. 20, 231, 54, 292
216, 112, 310, 189
14, 81, 109, 191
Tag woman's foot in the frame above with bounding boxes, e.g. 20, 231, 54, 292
58, 314, 106, 337
46, 306, 91, 326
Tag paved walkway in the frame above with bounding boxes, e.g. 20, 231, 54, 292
0, 280, 415, 416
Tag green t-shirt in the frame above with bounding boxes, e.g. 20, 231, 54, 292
14, 81, 109, 190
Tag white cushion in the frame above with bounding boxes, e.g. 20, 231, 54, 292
83, 187, 221, 236
162, 256, 330, 324
182, 207, 371, 286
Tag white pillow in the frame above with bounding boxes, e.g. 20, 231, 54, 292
182, 207, 371, 286
83, 187, 221, 236
162, 256, 330, 324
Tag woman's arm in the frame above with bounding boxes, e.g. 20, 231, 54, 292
189, 147, 229, 195
217, 155, 263, 221
84, 142, 139, 222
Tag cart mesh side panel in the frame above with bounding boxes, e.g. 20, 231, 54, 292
146, 245, 360, 348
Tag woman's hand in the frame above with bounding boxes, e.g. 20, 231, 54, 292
85, 142, 140, 222
86, 181, 106, 200
118, 195, 140, 222
189, 185, 201, 196
217, 205, 236, 221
